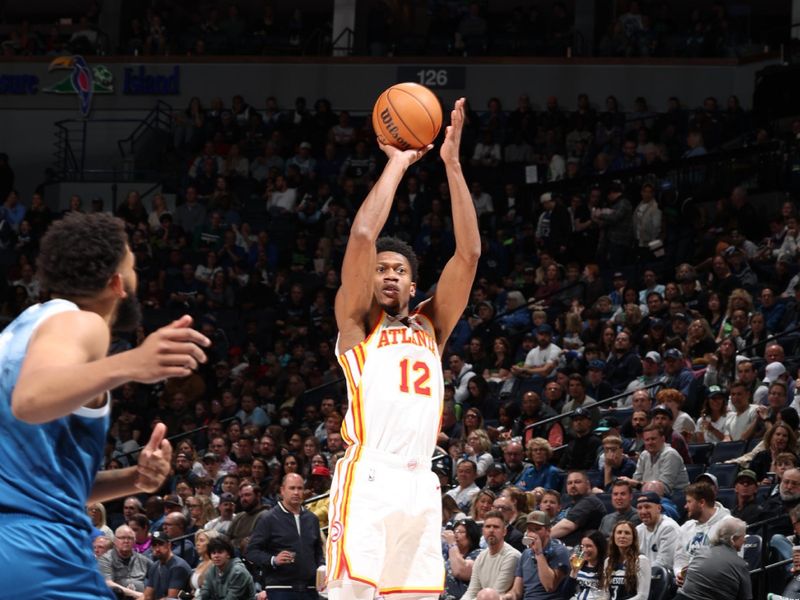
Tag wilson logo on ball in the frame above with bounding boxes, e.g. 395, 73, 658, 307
380, 108, 411, 149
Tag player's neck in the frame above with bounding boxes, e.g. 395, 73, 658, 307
70, 295, 117, 326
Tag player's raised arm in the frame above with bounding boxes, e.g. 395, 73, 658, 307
334, 141, 432, 351
422, 98, 481, 349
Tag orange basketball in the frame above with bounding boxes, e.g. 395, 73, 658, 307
372, 82, 443, 150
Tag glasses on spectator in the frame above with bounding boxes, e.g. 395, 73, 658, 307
465, 413, 479, 419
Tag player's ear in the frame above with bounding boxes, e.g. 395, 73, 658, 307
109, 272, 125, 297
410, 281, 417, 296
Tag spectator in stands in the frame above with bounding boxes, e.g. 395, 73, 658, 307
635, 491, 681, 569
442, 518, 483, 600
518, 438, 561, 492
723, 380, 761, 441
246, 473, 322, 600
674, 481, 731, 586
599, 479, 641, 536
650, 403, 692, 463
591, 181, 633, 266
163, 511, 199, 568
485, 463, 510, 495
197, 535, 255, 600
494, 491, 528, 534
448, 459, 481, 513
677, 516, 752, 600
750, 422, 798, 482
461, 510, 520, 600
695, 385, 728, 443
558, 407, 602, 471
560, 374, 599, 434
227, 483, 268, 554
605, 331, 643, 394
625, 423, 689, 495
205, 493, 236, 535
657, 388, 696, 442
449, 353, 477, 405
662, 348, 695, 398
503, 511, 569, 600
510, 324, 561, 394
98, 524, 152, 598
603, 520, 650, 599
598, 434, 636, 490
550, 471, 606, 546
143, 531, 192, 600
731, 469, 762, 524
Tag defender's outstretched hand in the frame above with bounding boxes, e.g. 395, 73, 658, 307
129, 315, 211, 383
440, 98, 465, 164
134, 423, 172, 493
378, 140, 434, 168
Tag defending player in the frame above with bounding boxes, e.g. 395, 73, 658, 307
0, 213, 210, 598
327, 98, 479, 600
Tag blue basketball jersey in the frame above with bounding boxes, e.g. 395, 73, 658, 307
0, 299, 110, 530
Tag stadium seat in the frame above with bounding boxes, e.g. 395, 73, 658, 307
716, 487, 736, 510
586, 469, 604, 489
686, 463, 706, 483
757, 485, 773, 504
707, 463, 739, 488
648, 564, 674, 600
708, 440, 747, 464
596, 493, 614, 514
741, 534, 762, 571
688, 443, 714, 465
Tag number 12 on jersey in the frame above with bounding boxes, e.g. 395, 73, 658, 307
399, 358, 432, 396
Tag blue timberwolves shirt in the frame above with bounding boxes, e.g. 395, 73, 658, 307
0, 300, 110, 531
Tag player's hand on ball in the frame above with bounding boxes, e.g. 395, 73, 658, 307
131, 315, 211, 383
135, 423, 172, 493
440, 98, 465, 165
378, 140, 433, 167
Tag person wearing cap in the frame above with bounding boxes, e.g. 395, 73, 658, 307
605, 331, 643, 395
550, 471, 606, 547
143, 530, 192, 600
754, 361, 792, 407
246, 473, 323, 600
599, 479, 640, 537
510, 325, 562, 392
486, 463, 510, 495
619, 351, 663, 408
585, 359, 613, 405
661, 347, 695, 401
205, 493, 237, 536
461, 510, 521, 600
99, 524, 153, 598
731, 469, 762, 524
502, 510, 569, 600
625, 424, 689, 495
558, 408, 602, 472
674, 481, 732, 586
635, 491, 681, 569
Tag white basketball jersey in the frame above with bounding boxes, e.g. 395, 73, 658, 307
336, 310, 444, 458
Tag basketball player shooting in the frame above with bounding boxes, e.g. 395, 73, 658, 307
0, 213, 210, 598
327, 98, 479, 600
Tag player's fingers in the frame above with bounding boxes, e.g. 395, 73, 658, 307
160, 354, 200, 370
160, 439, 173, 462
145, 423, 166, 452
160, 341, 207, 363
169, 315, 193, 329
160, 327, 212, 347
